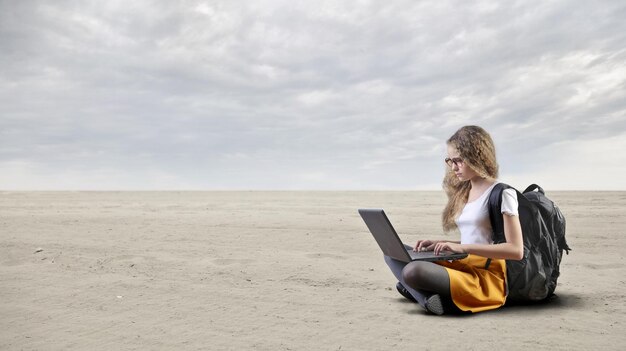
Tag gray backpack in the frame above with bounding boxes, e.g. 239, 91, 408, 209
488, 183, 571, 302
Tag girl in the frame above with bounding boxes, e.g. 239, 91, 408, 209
385, 125, 523, 314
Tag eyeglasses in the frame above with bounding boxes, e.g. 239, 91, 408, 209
444, 157, 464, 167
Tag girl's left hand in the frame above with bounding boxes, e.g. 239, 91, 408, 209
434, 242, 466, 256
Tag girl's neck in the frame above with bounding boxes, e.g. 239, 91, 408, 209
470, 177, 495, 190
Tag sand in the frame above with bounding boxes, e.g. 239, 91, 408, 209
1, 191, 625, 350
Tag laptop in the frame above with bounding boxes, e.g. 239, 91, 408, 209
358, 208, 468, 262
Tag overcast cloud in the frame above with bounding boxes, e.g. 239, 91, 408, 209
1, 0, 625, 190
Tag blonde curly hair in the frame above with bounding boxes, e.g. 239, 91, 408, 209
442, 125, 499, 232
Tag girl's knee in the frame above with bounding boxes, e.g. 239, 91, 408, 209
401, 261, 427, 286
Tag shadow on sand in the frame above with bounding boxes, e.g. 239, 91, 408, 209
401, 292, 584, 317
496, 292, 585, 314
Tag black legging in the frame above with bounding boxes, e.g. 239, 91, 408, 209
385, 245, 462, 313
402, 260, 452, 297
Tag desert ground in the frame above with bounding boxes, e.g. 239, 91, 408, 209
1, 191, 625, 350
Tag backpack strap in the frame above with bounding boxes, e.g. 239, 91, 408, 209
523, 184, 544, 194
488, 183, 511, 245
485, 183, 511, 270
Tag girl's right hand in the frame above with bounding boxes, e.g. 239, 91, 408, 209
414, 240, 438, 252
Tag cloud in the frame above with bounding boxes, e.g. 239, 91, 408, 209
1, 0, 625, 189
502, 132, 626, 190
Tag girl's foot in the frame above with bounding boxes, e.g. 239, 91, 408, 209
425, 294, 445, 315
395, 282, 417, 302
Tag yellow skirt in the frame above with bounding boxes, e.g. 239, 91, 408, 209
436, 255, 507, 313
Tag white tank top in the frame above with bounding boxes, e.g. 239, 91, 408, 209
456, 182, 519, 245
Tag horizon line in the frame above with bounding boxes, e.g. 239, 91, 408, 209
2, 188, 625, 192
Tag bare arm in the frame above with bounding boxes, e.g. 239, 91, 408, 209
434, 214, 524, 260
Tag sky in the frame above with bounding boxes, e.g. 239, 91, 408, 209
1, 0, 625, 190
